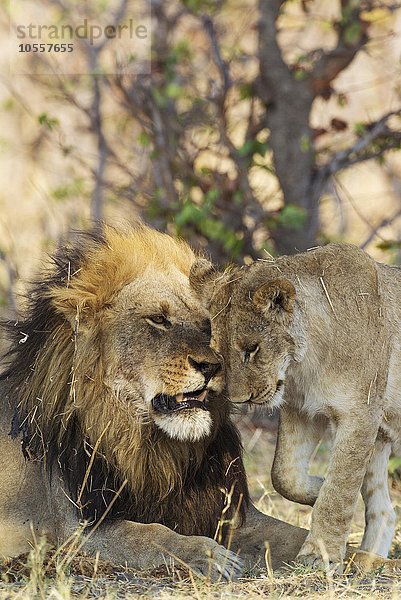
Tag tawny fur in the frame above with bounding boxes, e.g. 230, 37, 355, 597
191, 243, 401, 569
2, 231, 401, 577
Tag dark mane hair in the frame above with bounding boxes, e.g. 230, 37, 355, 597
1, 226, 248, 540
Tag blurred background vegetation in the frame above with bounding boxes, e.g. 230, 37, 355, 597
2, 0, 401, 321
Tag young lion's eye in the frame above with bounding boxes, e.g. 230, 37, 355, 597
147, 315, 171, 328
151, 315, 165, 324
243, 344, 259, 363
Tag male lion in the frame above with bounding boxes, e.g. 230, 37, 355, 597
0, 224, 313, 580
0, 225, 249, 580
190, 243, 401, 570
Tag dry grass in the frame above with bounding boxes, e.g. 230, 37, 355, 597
2, 548, 401, 600
0, 412, 400, 599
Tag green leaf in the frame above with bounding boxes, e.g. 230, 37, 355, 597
166, 83, 182, 99
277, 204, 307, 230
50, 178, 85, 201
152, 88, 167, 108
337, 93, 348, 107
175, 201, 203, 227
238, 139, 268, 158
299, 135, 311, 153
205, 188, 220, 205
388, 456, 401, 475
344, 22, 362, 45
233, 190, 242, 205
237, 140, 254, 157
181, 0, 202, 10
137, 131, 151, 147
293, 69, 307, 81
239, 83, 253, 100
377, 240, 401, 251
181, 0, 216, 13
341, 0, 360, 24
354, 122, 367, 136
254, 140, 269, 157
38, 113, 59, 130
198, 166, 212, 176
171, 40, 191, 62
199, 218, 243, 256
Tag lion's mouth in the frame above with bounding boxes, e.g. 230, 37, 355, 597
151, 389, 209, 414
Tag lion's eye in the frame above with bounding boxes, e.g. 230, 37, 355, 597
244, 344, 259, 363
147, 315, 171, 328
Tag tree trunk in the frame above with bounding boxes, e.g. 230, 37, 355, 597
266, 85, 318, 254
258, 1, 318, 255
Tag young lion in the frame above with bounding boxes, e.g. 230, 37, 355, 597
190, 243, 401, 569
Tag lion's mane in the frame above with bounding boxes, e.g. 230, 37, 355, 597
1, 226, 248, 539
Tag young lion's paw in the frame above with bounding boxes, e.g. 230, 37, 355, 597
296, 552, 343, 574
296, 540, 344, 574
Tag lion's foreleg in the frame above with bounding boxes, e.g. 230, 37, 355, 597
360, 438, 395, 557
49, 472, 243, 582
271, 404, 325, 506
72, 520, 243, 581
296, 412, 380, 569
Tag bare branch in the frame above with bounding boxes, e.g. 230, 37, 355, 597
90, 72, 107, 221
202, 15, 231, 96
325, 111, 401, 176
360, 208, 401, 249
311, 43, 367, 97
150, 99, 177, 210
310, 0, 369, 97
359, 164, 401, 248
334, 173, 401, 250
258, 0, 292, 103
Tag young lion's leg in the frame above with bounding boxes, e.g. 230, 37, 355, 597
271, 404, 326, 506
296, 412, 380, 569
360, 438, 395, 557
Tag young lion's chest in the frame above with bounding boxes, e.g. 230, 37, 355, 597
286, 363, 352, 421
287, 345, 401, 454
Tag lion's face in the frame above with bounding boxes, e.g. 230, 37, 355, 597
190, 260, 297, 409
102, 266, 223, 441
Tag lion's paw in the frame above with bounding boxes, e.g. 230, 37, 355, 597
185, 538, 244, 582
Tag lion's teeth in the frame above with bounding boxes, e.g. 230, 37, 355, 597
198, 390, 208, 402
175, 393, 185, 403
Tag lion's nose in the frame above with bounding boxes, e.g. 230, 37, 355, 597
188, 356, 221, 383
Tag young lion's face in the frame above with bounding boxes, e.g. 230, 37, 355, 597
102, 266, 224, 441
190, 260, 297, 410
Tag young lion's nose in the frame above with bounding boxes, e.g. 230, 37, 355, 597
188, 356, 221, 383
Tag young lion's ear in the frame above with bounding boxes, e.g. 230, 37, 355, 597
252, 278, 296, 315
189, 258, 218, 297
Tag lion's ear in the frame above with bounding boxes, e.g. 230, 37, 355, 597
49, 287, 98, 329
252, 278, 296, 316
189, 258, 218, 297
